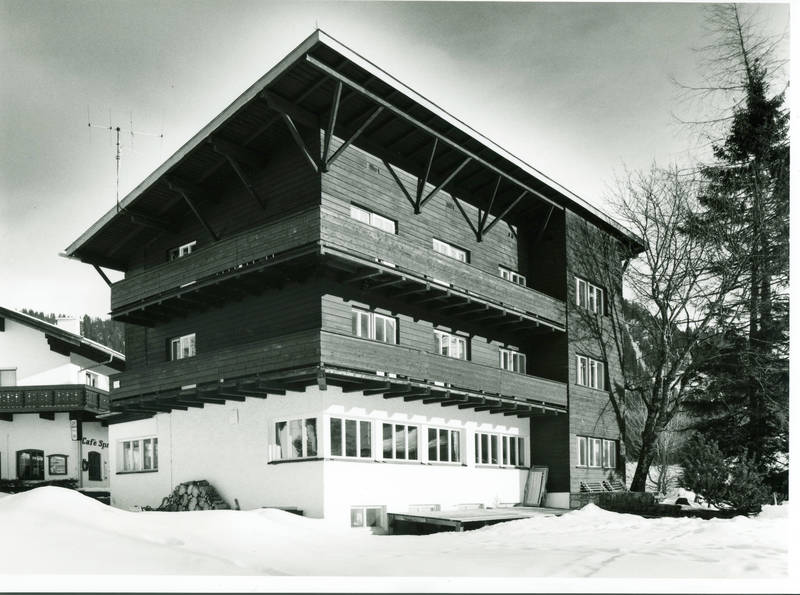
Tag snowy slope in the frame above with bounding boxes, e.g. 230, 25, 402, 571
0, 487, 788, 578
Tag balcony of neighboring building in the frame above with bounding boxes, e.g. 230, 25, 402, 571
0, 384, 110, 418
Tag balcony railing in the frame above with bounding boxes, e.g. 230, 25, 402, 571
0, 385, 110, 414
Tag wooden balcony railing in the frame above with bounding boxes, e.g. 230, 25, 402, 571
0, 385, 110, 414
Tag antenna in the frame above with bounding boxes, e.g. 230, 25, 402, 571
88, 107, 165, 212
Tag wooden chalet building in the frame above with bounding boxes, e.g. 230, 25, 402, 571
64, 31, 643, 525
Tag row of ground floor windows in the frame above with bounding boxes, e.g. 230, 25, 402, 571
7, 450, 101, 480
274, 416, 526, 467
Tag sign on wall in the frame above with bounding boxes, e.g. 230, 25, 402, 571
70, 419, 79, 441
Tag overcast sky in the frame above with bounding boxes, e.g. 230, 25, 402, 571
0, 1, 790, 318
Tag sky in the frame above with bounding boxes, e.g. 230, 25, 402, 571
0, 1, 791, 317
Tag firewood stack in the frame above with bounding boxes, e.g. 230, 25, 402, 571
157, 480, 231, 511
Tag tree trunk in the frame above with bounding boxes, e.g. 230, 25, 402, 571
630, 431, 659, 491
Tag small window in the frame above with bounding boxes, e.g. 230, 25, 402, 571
48, 454, 68, 475
576, 355, 605, 390
432, 238, 469, 263
575, 277, 604, 314
589, 438, 602, 467
351, 505, 384, 528
120, 437, 158, 472
499, 266, 526, 286
427, 428, 461, 463
168, 240, 197, 261
382, 423, 418, 461
350, 204, 396, 234
85, 371, 98, 387
434, 330, 468, 360
169, 333, 196, 360
499, 348, 526, 374
330, 417, 372, 459
17, 449, 44, 480
351, 309, 397, 344
602, 439, 617, 469
0, 368, 16, 386
577, 436, 588, 467
275, 418, 318, 460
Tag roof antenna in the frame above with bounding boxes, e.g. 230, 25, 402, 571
88, 107, 165, 213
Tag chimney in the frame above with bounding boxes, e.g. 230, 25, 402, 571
55, 316, 81, 336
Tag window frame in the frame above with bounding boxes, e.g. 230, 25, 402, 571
381, 422, 419, 461
426, 427, 462, 464
0, 367, 17, 387
169, 333, 197, 361
168, 240, 197, 261
434, 329, 468, 360
432, 238, 469, 263
274, 417, 319, 461
47, 453, 68, 476
499, 347, 526, 374
351, 308, 397, 345
119, 436, 159, 473
575, 276, 604, 315
349, 204, 397, 234
85, 371, 99, 387
16, 449, 44, 480
498, 265, 526, 286
329, 416, 373, 459
602, 439, 617, 469
576, 436, 617, 469
576, 354, 605, 390
350, 505, 385, 529
474, 432, 525, 467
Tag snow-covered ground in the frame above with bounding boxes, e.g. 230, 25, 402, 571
0, 487, 790, 586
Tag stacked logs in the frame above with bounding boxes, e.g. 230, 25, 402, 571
157, 480, 231, 511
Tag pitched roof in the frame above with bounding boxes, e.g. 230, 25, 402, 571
64, 29, 644, 267
0, 306, 125, 371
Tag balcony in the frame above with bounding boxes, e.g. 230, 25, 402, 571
319, 206, 566, 331
110, 329, 566, 417
110, 208, 321, 320
0, 385, 110, 415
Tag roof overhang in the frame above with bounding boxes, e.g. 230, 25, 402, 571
65, 29, 645, 268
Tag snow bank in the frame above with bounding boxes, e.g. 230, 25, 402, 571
0, 487, 788, 578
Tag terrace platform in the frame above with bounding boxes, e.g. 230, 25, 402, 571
388, 505, 566, 534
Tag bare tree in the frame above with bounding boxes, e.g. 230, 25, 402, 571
571, 165, 745, 492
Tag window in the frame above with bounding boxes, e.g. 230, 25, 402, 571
499, 348, 526, 374
120, 437, 158, 472
0, 368, 16, 386
432, 238, 469, 263
169, 333, 196, 360
330, 417, 372, 458
382, 423, 418, 461
434, 330, 468, 360
351, 309, 397, 344
427, 428, 461, 463
48, 454, 68, 476
351, 505, 384, 528
576, 355, 605, 390
85, 371, 98, 387
350, 204, 396, 234
168, 240, 196, 261
17, 450, 44, 480
577, 436, 616, 468
575, 277, 604, 314
275, 418, 318, 460
474, 433, 524, 466
499, 266, 526, 286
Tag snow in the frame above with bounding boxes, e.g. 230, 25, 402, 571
0, 487, 789, 584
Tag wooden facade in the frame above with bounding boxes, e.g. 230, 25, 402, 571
65, 31, 643, 501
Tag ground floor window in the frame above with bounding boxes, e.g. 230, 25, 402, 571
427, 427, 461, 463
330, 417, 372, 458
275, 418, 318, 460
351, 505, 384, 528
382, 423, 418, 460
17, 449, 44, 480
120, 437, 158, 472
47, 454, 68, 475
577, 436, 616, 469
475, 433, 524, 466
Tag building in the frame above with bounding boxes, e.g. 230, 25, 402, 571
63, 31, 643, 525
0, 307, 125, 491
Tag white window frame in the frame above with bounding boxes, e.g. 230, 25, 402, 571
0, 368, 17, 387
329, 416, 373, 459
602, 439, 617, 469
169, 240, 196, 261
499, 348, 526, 374
434, 330, 468, 360
170, 333, 196, 361
432, 238, 469, 263
274, 417, 318, 460
351, 309, 397, 344
85, 371, 99, 387
426, 427, 462, 464
589, 438, 602, 467
119, 436, 158, 472
350, 204, 397, 234
577, 436, 609, 468
576, 355, 604, 390
350, 505, 385, 529
499, 266, 526, 286
575, 277, 604, 314
474, 432, 523, 467
381, 422, 419, 461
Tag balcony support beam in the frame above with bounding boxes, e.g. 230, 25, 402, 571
482, 190, 527, 238
279, 113, 319, 174
165, 177, 219, 242
383, 160, 417, 212
418, 157, 471, 211
326, 106, 384, 170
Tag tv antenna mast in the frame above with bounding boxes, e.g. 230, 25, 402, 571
88, 108, 165, 212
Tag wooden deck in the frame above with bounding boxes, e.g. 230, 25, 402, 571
388, 505, 566, 534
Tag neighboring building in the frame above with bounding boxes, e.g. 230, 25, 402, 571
0, 307, 125, 490
63, 31, 643, 524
